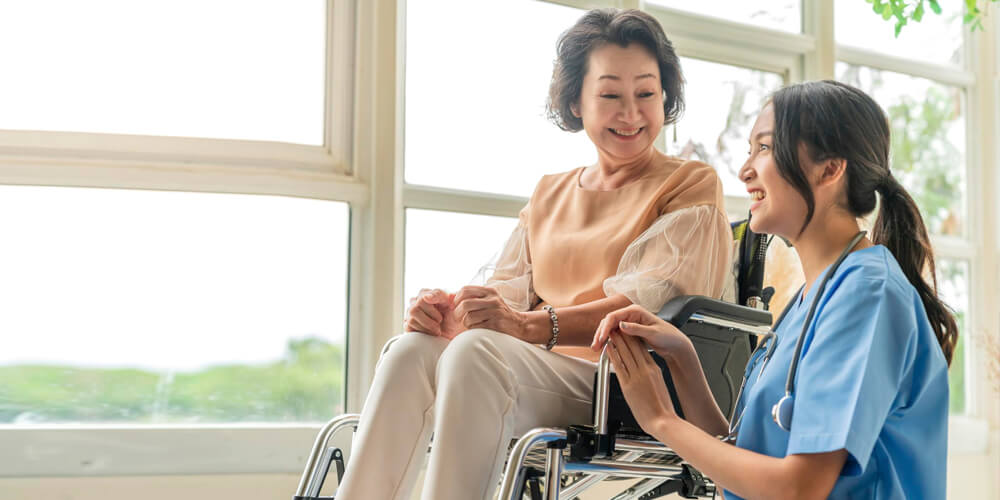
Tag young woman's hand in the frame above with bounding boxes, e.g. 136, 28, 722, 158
592, 304, 693, 360
608, 331, 679, 435
404, 288, 463, 338
453, 286, 528, 340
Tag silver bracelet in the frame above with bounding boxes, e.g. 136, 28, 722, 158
542, 305, 559, 350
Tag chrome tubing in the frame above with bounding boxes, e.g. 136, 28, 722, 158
294, 413, 360, 498
544, 446, 563, 500
497, 428, 567, 500
594, 344, 612, 434
564, 459, 684, 480
558, 451, 642, 498
614, 438, 673, 453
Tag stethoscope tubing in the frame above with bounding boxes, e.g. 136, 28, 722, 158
727, 231, 867, 438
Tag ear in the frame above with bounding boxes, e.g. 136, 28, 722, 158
815, 157, 847, 188
571, 101, 581, 118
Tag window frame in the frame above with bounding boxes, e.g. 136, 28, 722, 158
1, 0, 995, 479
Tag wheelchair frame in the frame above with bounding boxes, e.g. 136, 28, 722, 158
293, 219, 774, 500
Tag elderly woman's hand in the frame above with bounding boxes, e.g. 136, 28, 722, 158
608, 331, 679, 437
453, 286, 528, 339
592, 304, 693, 360
404, 288, 464, 339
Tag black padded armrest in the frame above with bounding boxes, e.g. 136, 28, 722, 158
656, 295, 772, 328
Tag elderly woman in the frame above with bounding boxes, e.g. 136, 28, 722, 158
336, 9, 732, 500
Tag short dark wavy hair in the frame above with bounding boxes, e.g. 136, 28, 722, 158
547, 8, 684, 132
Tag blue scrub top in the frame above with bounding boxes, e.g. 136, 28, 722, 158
725, 245, 949, 500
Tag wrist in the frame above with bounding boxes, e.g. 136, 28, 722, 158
661, 336, 696, 367
652, 412, 683, 442
522, 310, 550, 344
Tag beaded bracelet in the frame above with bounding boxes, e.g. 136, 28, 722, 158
542, 305, 560, 350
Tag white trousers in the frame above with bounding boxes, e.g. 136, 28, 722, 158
336, 329, 596, 500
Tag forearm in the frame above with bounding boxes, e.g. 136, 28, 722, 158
651, 416, 840, 500
520, 294, 633, 345
663, 343, 730, 437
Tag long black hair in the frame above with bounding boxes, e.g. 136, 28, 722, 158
771, 80, 958, 365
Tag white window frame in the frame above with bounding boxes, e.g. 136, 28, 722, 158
1, 0, 995, 479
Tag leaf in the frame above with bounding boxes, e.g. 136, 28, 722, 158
883, 6, 894, 19
895, 19, 907, 37
913, 2, 925, 21
929, 0, 942, 14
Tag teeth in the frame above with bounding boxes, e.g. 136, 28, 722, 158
751, 191, 766, 201
612, 128, 641, 136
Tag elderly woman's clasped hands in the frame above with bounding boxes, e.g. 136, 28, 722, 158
404, 286, 528, 340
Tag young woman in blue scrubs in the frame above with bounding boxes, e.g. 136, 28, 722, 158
591, 80, 958, 499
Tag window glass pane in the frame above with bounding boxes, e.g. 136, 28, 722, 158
666, 58, 785, 197
404, 0, 595, 197
937, 259, 969, 414
648, 0, 801, 33
835, 1, 962, 65
837, 64, 966, 237
0, 187, 348, 424
0, 1, 325, 144
404, 209, 517, 310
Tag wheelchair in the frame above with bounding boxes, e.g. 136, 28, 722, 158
294, 218, 775, 500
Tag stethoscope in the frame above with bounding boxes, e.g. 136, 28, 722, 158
725, 230, 867, 441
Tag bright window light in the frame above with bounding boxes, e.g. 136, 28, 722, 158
404, 209, 517, 311
649, 0, 801, 33
0, 0, 326, 144
0, 186, 348, 424
666, 57, 784, 197
835, 0, 962, 65
404, 0, 595, 197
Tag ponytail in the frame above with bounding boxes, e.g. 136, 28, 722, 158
771, 80, 959, 366
872, 175, 959, 365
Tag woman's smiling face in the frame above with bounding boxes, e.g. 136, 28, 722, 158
740, 103, 810, 239
575, 43, 665, 163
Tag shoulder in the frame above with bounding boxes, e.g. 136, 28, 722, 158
654, 157, 725, 213
820, 246, 924, 339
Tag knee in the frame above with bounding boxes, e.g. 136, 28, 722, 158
376, 332, 448, 373
436, 329, 515, 392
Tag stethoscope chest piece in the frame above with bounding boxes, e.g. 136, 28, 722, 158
771, 394, 794, 431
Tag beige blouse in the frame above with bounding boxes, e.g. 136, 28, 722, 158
480, 157, 732, 361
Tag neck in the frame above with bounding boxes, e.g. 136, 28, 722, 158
583, 147, 660, 190
789, 210, 871, 297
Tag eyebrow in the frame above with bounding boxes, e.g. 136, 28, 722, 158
597, 73, 657, 81
750, 131, 774, 143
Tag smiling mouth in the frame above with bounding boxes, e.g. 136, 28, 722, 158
750, 191, 766, 201
610, 127, 643, 137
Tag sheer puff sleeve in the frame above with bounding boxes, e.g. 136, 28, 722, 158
603, 204, 731, 312
476, 205, 537, 312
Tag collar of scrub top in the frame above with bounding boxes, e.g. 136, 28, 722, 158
725, 230, 868, 440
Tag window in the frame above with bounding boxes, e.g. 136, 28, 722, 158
837, 64, 967, 238
835, 0, 962, 65
404, 0, 593, 197
649, 0, 801, 33
0, 0, 326, 145
937, 259, 970, 414
0, 186, 349, 424
666, 58, 785, 196
404, 210, 518, 308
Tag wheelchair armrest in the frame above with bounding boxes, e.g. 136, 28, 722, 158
656, 295, 771, 328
